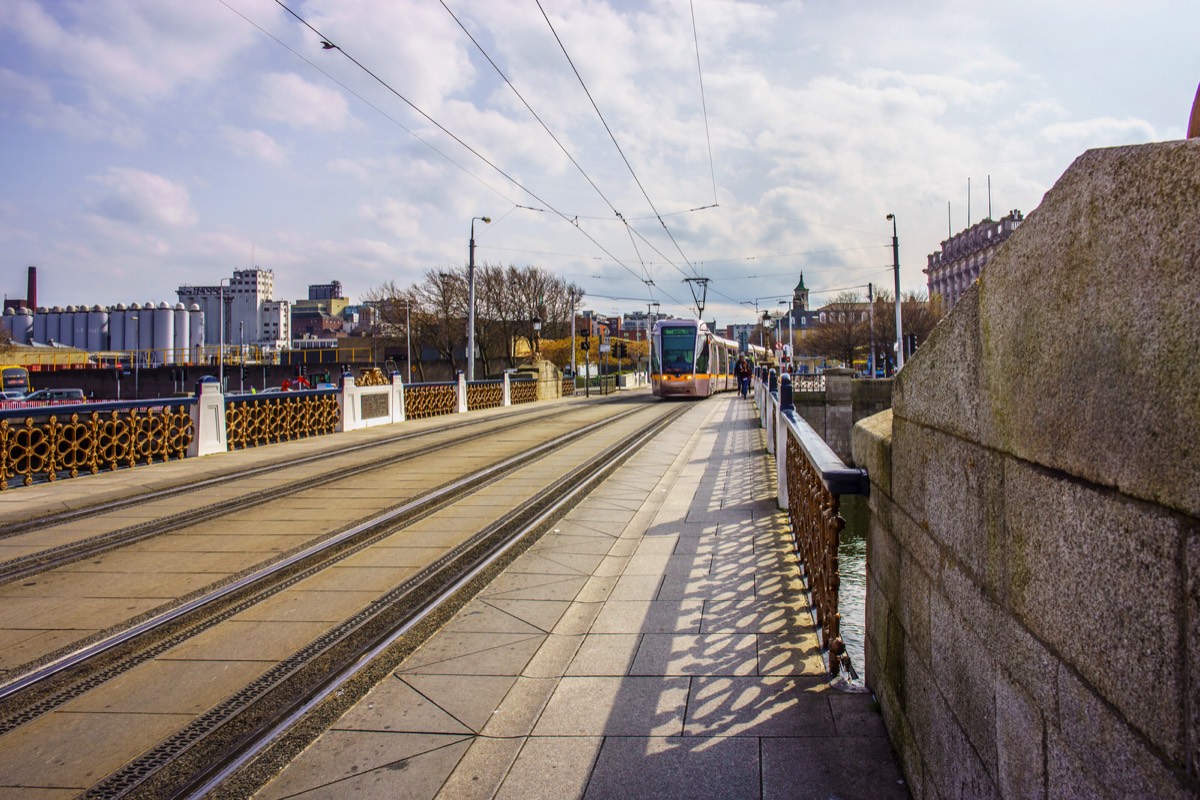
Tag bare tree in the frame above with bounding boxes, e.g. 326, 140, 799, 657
807, 291, 868, 367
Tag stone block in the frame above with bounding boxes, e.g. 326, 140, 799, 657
1189, 527, 1200, 778
1004, 460, 1185, 760
902, 638, 1000, 800
893, 283, 984, 445
930, 582, 997, 778
995, 668, 1044, 800
867, 507, 901, 609
1054, 663, 1192, 798
897, 549, 932, 671
892, 420, 1003, 587
974, 141, 1200, 519
851, 408, 892, 496
1045, 728, 1111, 800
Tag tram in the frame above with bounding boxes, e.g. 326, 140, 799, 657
651, 319, 763, 398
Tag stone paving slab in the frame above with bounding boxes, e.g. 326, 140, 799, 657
254, 394, 909, 799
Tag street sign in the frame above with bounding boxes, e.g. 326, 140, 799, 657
580, 341, 590, 351
599, 344, 611, 353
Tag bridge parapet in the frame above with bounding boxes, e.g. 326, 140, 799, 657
853, 140, 1200, 798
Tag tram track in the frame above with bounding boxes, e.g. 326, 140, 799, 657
93, 402, 688, 800
0, 397, 687, 799
0, 396, 621, 586
0, 400, 663, 716
0, 393, 606, 539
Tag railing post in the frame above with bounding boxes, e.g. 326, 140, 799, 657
456, 372, 468, 413
188, 378, 226, 457
777, 374, 792, 509
392, 372, 406, 423
502, 372, 512, 406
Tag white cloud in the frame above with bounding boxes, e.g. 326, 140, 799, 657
85, 168, 197, 228
257, 72, 352, 131
1041, 117, 1159, 147
223, 127, 287, 165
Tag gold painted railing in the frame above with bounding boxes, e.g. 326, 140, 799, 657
785, 433, 849, 677
226, 392, 340, 450
510, 379, 537, 405
0, 403, 193, 489
467, 381, 503, 411
405, 383, 458, 419
561, 378, 576, 397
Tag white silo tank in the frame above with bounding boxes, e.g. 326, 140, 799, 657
87, 305, 106, 351
0, 308, 13, 342
46, 306, 61, 345
125, 303, 141, 361
58, 305, 75, 347
153, 301, 173, 366
73, 307, 87, 348
16, 307, 34, 344
189, 304, 205, 364
110, 304, 126, 351
173, 302, 189, 361
33, 307, 47, 344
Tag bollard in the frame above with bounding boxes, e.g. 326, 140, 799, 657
780, 372, 793, 411
768, 368, 777, 393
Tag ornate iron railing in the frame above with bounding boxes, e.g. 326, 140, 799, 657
0, 401, 194, 489
762, 374, 869, 681
510, 379, 537, 405
791, 373, 826, 392
226, 390, 340, 450
467, 381, 503, 411
405, 383, 458, 419
561, 378, 576, 397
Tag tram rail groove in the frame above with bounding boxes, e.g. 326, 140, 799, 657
0, 401, 660, 731
0, 396, 628, 586
0, 391, 613, 538
91, 403, 688, 800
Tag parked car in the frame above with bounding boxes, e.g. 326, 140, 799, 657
0, 390, 27, 400
22, 388, 87, 402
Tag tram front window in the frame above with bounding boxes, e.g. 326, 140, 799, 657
660, 326, 696, 375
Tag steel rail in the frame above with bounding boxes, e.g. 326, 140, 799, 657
153, 404, 688, 800
0, 402, 653, 710
0, 390, 606, 537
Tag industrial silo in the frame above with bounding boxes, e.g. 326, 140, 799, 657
46, 306, 61, 345
151, 301, 172, 366
73, 306, 87, 348
110, 304, 126, 351
173, 303, 189, 362
58, 305, 75, 347
87, 305, 107, 351
0, 309, 12, 343
32, 307, 47, 344
125, 303, 141, 364
15, 307, 33, 344
189, 304, 205, 364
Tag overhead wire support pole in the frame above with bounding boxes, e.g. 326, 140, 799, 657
887, 213, 904, 371
683, 277, 710, 319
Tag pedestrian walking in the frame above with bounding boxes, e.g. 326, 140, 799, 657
736, 356, 751, 398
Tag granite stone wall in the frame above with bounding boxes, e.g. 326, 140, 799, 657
852, 140, 1200, 799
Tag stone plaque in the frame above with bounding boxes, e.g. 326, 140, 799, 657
360, 392, 389, 420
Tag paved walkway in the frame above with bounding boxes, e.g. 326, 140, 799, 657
256, 393, 908, 799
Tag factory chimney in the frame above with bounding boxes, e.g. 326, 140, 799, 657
26, 266, 36, 311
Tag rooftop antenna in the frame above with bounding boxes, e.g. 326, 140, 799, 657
988, 175, 993, 220
947, 201, 952, 237
967, 177, 971, 225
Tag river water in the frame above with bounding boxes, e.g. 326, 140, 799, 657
837, 493, 868, 680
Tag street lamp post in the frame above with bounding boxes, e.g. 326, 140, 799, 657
405, 297, 412, 383
218, 278, 230, 391
467, 215, 491, 382
779, 301, 794, 373
868, 282, 876, 378
887, 213, 904, 371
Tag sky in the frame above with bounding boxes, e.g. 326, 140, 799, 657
0, 0, 1196, 326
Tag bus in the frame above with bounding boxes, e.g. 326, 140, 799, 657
0, 365, 31, 395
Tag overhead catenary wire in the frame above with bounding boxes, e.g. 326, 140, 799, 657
690, 0, 718, 206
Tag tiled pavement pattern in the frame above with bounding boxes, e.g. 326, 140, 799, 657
256, 394, 908, 799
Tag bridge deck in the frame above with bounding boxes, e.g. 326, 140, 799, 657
252, 393, 906, 799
